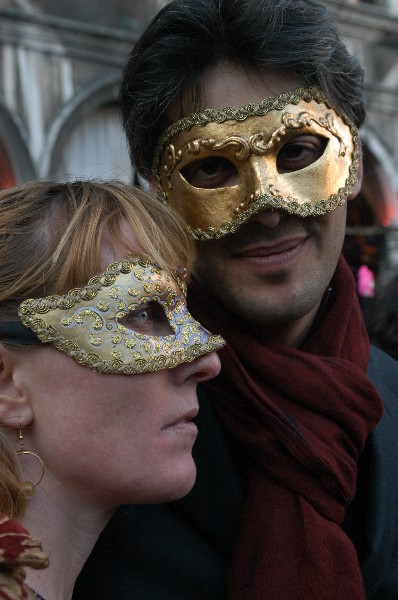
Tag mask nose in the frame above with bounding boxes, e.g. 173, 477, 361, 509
248, 154, 275, 199
241, 156, 284, 227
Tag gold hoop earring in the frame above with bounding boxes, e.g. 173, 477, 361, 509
16, 425, 44, 498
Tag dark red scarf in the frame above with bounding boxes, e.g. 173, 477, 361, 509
188, 256, 383, 600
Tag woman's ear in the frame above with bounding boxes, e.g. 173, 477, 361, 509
0, 344, 33, 428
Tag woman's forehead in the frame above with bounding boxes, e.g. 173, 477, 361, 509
98, 219, 144, 272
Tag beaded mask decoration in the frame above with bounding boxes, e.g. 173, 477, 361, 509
153, 87, 359, 240
18, 255, 225, 374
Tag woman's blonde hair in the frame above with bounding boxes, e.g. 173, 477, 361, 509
0, 179, 193, 320
0, 178, 194, 518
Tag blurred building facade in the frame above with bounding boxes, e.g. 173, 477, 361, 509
1, 0, 398, 280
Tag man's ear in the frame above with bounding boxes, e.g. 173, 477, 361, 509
348, 144, 364, 202
0, 344, 33, 428
149, 179, 157, 193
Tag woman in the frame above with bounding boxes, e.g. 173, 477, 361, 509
0, 180, 223, 600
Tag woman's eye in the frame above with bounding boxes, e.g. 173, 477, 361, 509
118, 301, 174, 336
136, 308, 150, 322
180, 156, 239, 189
277, 135, 327, 173
119, 305, 153, 334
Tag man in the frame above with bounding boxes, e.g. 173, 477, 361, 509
74, 1, 398, 599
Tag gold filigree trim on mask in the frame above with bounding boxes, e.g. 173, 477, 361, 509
207, 110, 347, 158
154, 87, 328, 155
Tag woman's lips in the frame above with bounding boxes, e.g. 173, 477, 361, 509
163, 408, 199, 433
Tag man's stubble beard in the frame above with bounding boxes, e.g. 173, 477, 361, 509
196, 265, 326, 333
193, 210, 346, 341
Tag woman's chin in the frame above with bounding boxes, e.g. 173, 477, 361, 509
147, 460, 197, 505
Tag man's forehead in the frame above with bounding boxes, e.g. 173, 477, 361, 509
199, 64, 303, 110
169, 64, 304, 122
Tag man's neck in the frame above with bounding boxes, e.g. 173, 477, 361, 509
250, 309, 319, 347
247, 288, 333, 348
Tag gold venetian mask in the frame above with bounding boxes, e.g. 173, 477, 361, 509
18, 255, 224, 374
153, 87, 359, 240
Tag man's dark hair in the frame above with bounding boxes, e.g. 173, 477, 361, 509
120, 0, 365, 178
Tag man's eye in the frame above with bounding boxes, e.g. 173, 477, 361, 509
277, 135, 327, 174
118, 301, 174, 336
180, 156, 239, 189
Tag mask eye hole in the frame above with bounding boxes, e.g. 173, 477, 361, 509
180, 156, 239, 189
118, 301, 174, 336
276, 135, 328, 174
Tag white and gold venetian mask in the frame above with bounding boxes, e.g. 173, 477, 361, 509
18, 255, 224, 374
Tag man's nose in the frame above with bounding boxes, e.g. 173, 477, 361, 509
253, 208, 285, 228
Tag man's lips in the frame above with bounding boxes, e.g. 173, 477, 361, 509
234, 236, 308, 258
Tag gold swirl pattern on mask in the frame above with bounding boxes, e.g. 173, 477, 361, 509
18, 255, 224, 374
154, 88, 348, 153
160, 109, 348, 190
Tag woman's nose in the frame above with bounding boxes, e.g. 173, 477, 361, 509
173, 351, 221, 384
195, 351, 221, 381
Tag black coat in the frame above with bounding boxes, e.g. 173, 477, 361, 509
73, 346, 398, 600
